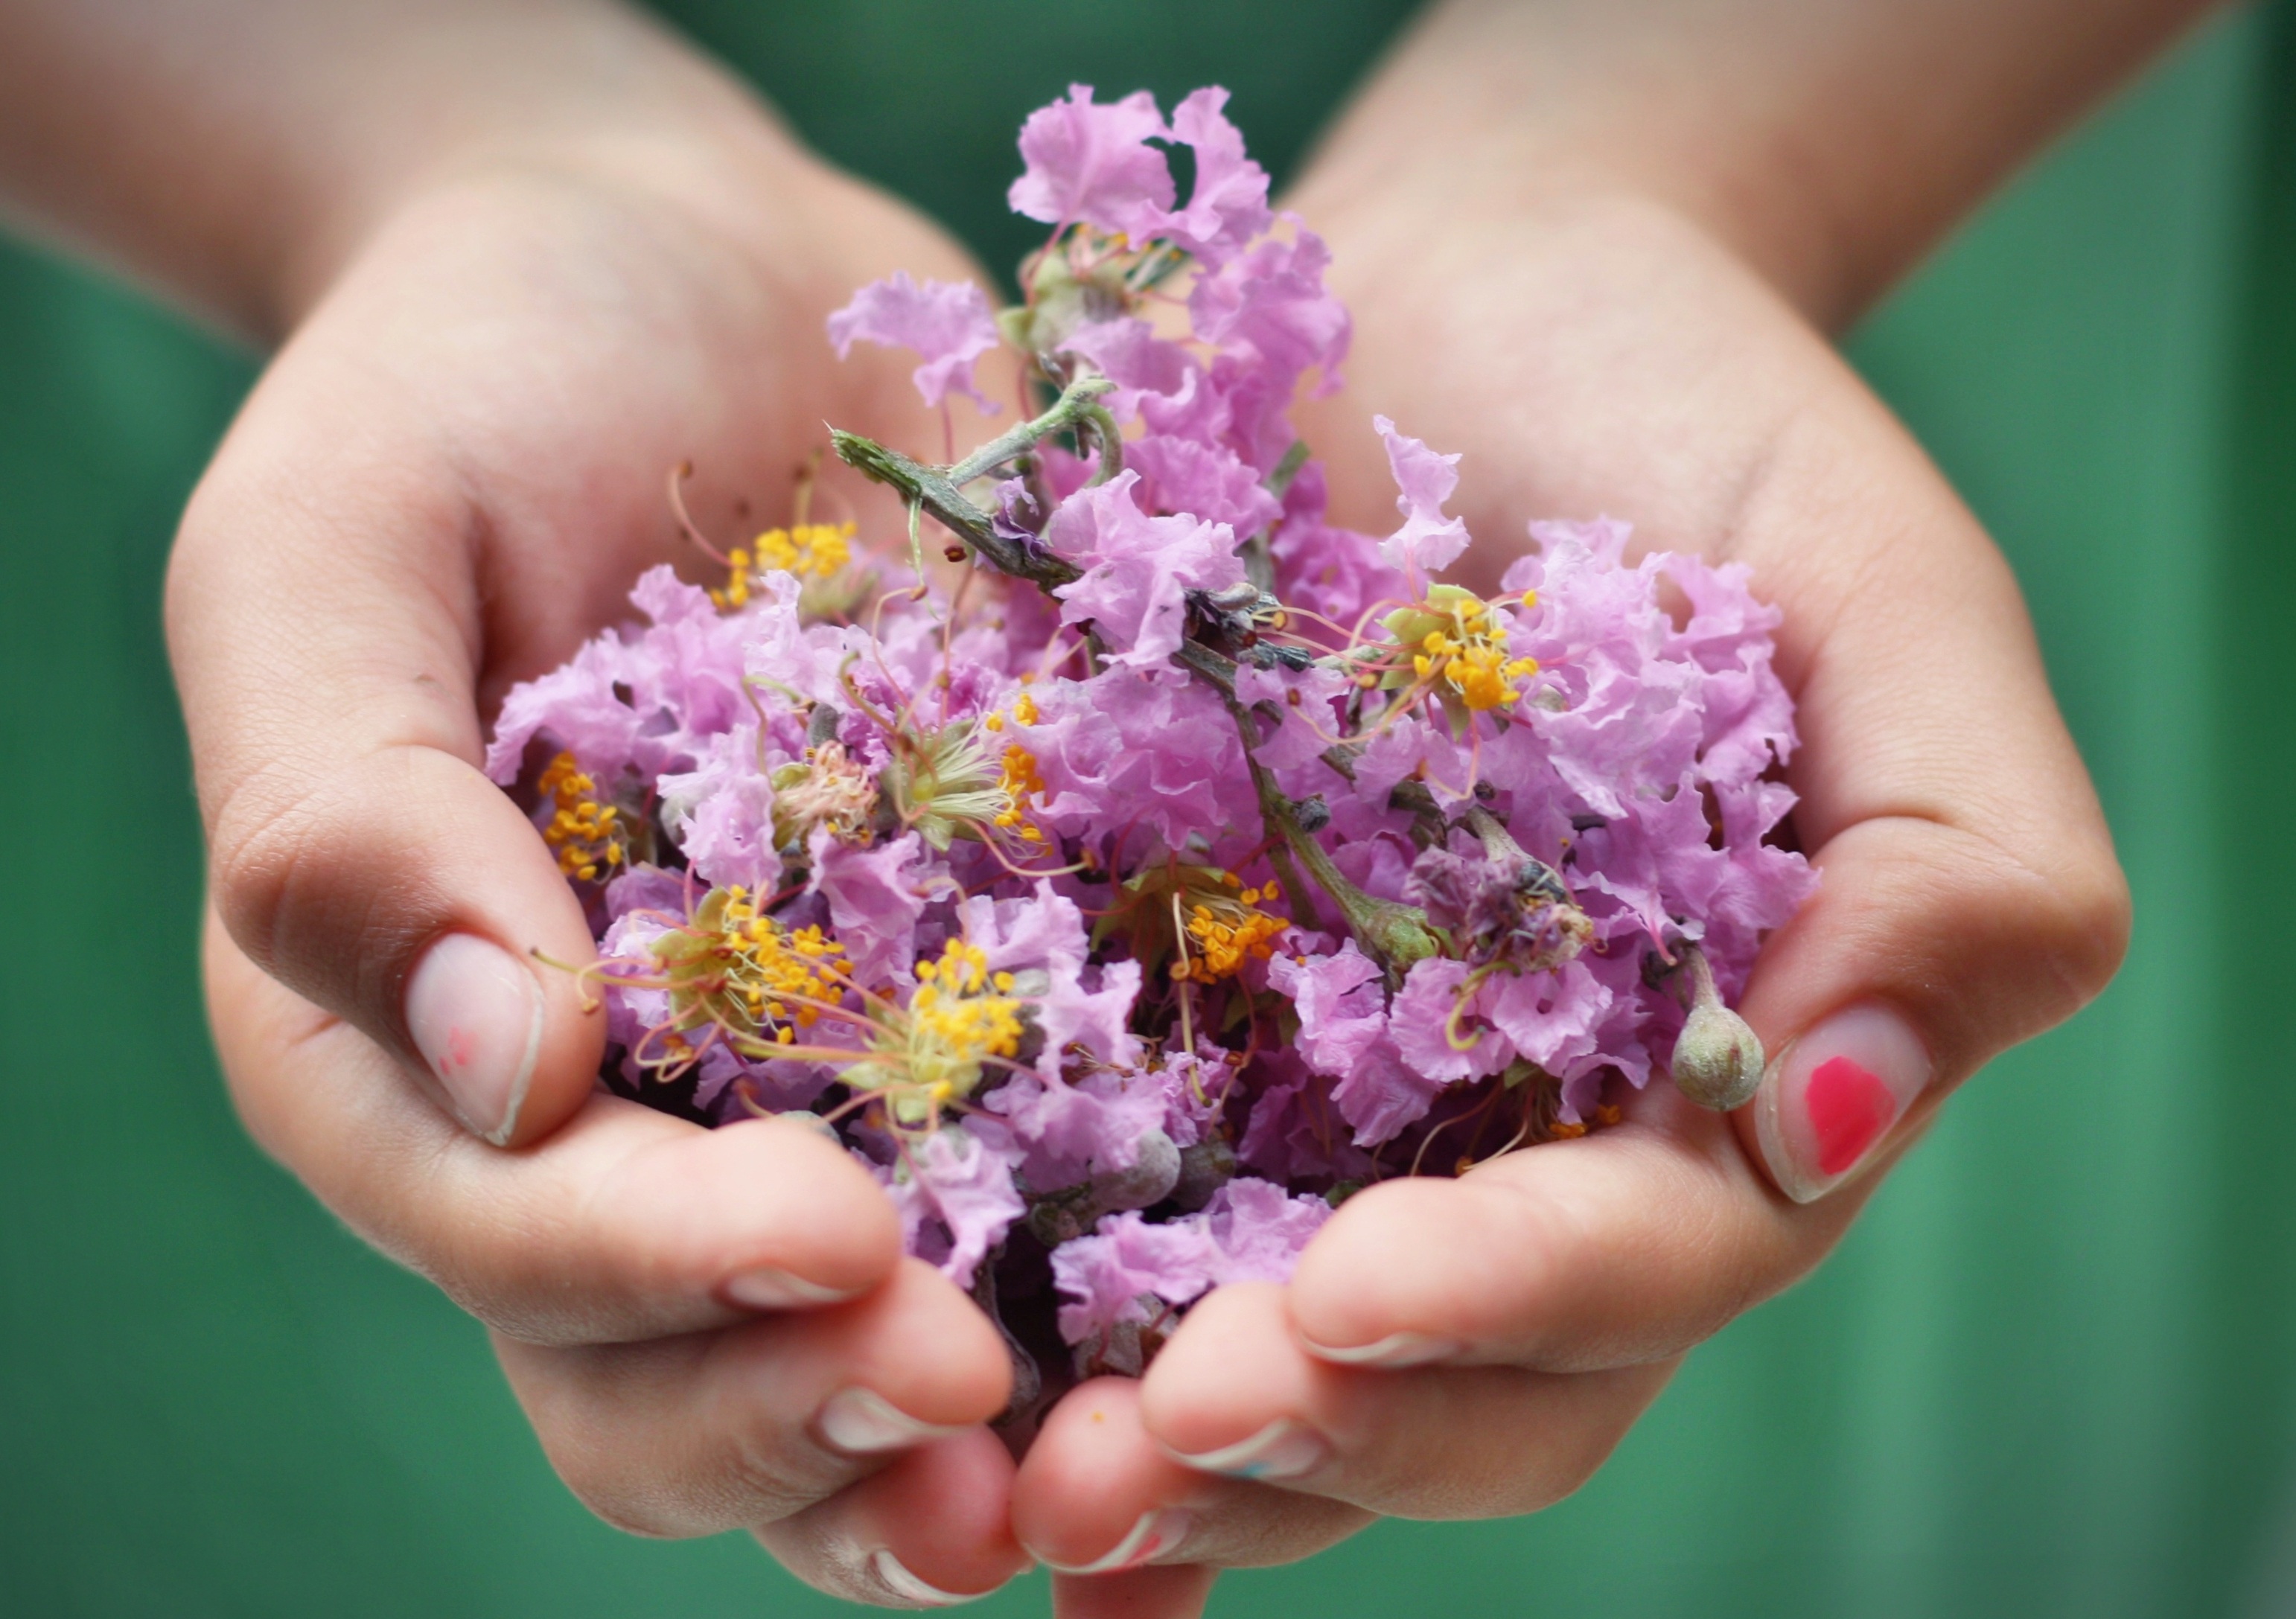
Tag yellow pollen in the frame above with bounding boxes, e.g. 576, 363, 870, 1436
995, 744, 1048, 843
712, 521, 856, 608
539, 752, 626, 882
857, 937, 1025, 1114
1177, 875, 1288, 980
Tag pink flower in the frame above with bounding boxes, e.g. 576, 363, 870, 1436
826, 271, 1002, 412
1152, 88, 1273, 268
1045, 472, 1244, 669
1374, 416, 1473, 578
879, 1128, 1025, 1290
1053, 1178, 1330, 1347
1007, 85, 1175, 241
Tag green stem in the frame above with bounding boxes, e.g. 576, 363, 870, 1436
832, 430, 1080, 590
947, 374, 1117, 486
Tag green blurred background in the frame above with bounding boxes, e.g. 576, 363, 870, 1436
4, 3, 2291, 1614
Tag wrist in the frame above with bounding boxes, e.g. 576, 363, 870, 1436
263, 17, 811, 339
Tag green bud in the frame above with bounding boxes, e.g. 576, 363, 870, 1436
1671, 997, 1765, 1111
1666, 942, 1764, 1110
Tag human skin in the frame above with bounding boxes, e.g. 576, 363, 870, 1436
0, 0, 2215, 1615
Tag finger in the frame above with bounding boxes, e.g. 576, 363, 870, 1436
1285, 1076, 1859, 1373
168, 325, 620, 1146
496, 1259, 1013, 1539
207, 912, 902, 1342
1715, 351, 2129, 1199
1013, 1378, 1370, 1574
1051, 1568, 1221, 1619
755, 1429, 1030, 1608
1138, 1283, 1675, 1519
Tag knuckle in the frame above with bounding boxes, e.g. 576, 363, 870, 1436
205, 764, 343, 970
1989, 831, 2133, 1025
203, 747, 436, 1027
722, 1420, 835, 1525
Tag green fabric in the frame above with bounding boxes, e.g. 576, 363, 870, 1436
1, 4, 2286, 1613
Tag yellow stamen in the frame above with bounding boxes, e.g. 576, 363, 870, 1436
539, 751, 626, 882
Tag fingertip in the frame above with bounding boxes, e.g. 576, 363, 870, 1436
1012, 1379, 1183, 1571
1285, 1176, 1461, 1352
777, 1428, 1030, 1605
1138, 1284, 1316, 1465
1285, 1174, 1555, 1364
575, 1110, 905, 1315
1741, 999, 1932, 1204
1050, 1565, 1218, 1619
405, 929, 549, 1144
205, 735, 609, 1151
832, 1259, 1015, 1431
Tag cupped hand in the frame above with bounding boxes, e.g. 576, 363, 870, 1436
1008, 124, 2130, 1619
172, 106, 1034, 1605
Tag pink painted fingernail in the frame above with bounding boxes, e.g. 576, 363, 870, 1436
1301, 1330, 1461, 1369
1167, 1417, 1331, 1481
1753, 1003, 1930, 1203
869, 1549, 988, 1606
814, 1388, 966, 1455
721, 1266, 863, 1312
405, 933, 544, 1145
1038, 1507, 1193, 1574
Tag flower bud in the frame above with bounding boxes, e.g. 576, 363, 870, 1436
1671, 987, 1765, 1111
1088, 1128, 1182, 1215
1172, 1137, 1237, 1211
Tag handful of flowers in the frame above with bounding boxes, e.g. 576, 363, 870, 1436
486, 86, 1815, 1395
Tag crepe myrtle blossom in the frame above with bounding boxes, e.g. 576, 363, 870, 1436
827, 269, 1002, 413
490, 86, 1814, 1390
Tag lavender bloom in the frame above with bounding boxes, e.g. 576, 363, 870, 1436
487, 82, 1816, 1378
827, 270, 1002, 412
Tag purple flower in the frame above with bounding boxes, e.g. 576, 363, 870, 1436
1126, 434, 1281, 536
1052, 1178, 1330, 1347
485, 565, 758, 787
983, 1069, 1170, 1192
956, 880, 1143, 1075
1237, 1050, 1378, 1184
657, 725, 781, 895
826, 271, 1003, 412
880, 1128, 1025, 1290
1199, 1177, 1333, 1283
807, 828, 934, 986
1007, 85, 1175, 241
493, 80, 1821, 1383
1374, 417, 1472, 579
1152, 88, 1273, 268
1389, 957, 1517, 1086
1046, 472, 1244, 669
1025, 664, 1259, 852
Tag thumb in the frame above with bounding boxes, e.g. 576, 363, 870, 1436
168, 352, 610, 1149
1729, 494, 2131, 1203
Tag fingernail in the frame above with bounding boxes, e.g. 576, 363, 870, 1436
815, 1388, 967, 1456
1167, 1417, 1331, 1481
869, 1548, 988, 1607
1038, 1507, 1193, 1574
1301, 1330, 1461, 1369
405, 933, 544, 1145
722, 1266, 864, 1312
1753, 1003, 1930, 1203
